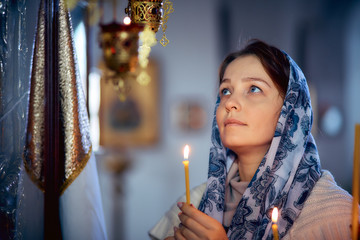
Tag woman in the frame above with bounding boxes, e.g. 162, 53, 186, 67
149, 40, 357, 239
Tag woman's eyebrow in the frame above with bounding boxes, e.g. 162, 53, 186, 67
220, 78, 230, 84
220, 77, 272, 88
242, 77, 271, 88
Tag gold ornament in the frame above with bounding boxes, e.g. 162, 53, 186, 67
99, 22, 143, 101
125, 0, 173, 46
125, 0, 163, 33
99, 22, 143, 75
159, 0, 174, 46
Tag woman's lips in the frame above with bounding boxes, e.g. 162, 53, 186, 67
224, 118, 246, 126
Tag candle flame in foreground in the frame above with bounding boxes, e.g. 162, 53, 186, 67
183, 145, 190, 160
123, 16, 131, 25
272, 207, 278, 223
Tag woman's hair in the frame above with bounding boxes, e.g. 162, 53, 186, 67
219, 39, 290, 98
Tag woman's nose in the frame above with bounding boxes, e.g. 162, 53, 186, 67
225, 96, 241, 112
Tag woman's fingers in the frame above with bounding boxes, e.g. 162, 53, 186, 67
174, 226, 187, 240
178, 223, 200, 240
177, 202, 228, 240
178, 202, 217, 229
178, 211, 206, 238
164, 237, 175, 240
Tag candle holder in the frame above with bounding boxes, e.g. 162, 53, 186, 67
122, 0, 173, 91
99, 22, 143, 100
125, 0, 162, 33
99, 22, 143, 75
98, 0, 173, 100
125, 0, 174, 46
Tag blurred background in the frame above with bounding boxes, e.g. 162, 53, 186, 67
1, 0, 360, 239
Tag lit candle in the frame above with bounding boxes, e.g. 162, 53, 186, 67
183, 145, 190, 205
272, 207, 279, 240
352, 124, 360, 240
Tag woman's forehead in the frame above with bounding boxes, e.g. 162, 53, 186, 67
223, 56, 273, 84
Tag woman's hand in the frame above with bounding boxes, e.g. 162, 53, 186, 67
173, 202, 228, 240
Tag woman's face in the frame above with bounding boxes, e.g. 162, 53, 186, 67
216, 55, 284, 155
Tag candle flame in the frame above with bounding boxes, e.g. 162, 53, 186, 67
123, 16, 131, 25
183, 145, 190, 160
272, 207, 278, 223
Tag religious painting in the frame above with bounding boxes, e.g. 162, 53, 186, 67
99, 59, 159, 147
170, 100, 208, 133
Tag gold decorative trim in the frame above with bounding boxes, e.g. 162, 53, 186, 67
22, 146, 92, 195
59, 146, 92, 195
23, 155, 45, 192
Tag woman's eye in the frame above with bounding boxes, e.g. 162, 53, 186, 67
221, 88, 231, 96
249, 86, 261, 93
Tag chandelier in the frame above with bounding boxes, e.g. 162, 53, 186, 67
98, 0, 173, 101
125, 0, 174, 47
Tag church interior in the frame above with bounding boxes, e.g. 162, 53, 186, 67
1, 0, 360, 239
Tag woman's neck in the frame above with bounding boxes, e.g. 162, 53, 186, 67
233, 145, 269, 182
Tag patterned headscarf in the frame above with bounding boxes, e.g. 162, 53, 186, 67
198, 52, 322, 239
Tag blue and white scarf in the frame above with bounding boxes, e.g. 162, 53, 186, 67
198, 53, 322, 239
